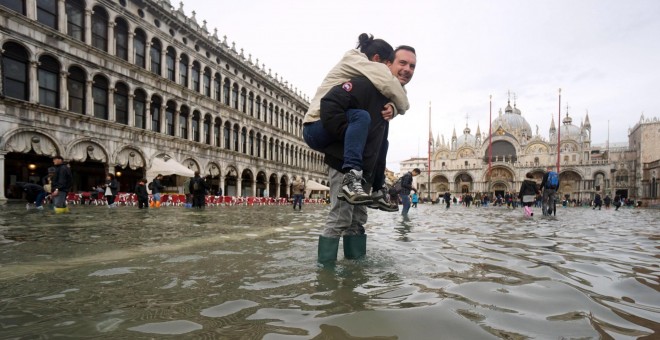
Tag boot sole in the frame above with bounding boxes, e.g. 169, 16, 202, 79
337, 193, 373, 205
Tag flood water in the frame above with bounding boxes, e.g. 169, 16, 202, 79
0, 202, 658, 339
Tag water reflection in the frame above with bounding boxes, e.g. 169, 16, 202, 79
0, 204, 658, 339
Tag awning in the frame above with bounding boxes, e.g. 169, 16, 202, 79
146, 157, 195, 180
305, 179, 330, 191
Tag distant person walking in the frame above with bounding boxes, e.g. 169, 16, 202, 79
104, 173, 119, 207
603, 194, 612, 209
135, 178, 149, 209
292, 177, 305, 211
50, 155, 72, 213
444, 192, 451, 209
518, 173, 539, 217
399, 168, 420, 216
150, 174, 165, 207
540, 166, 559, 216
593, 193, 602, 210
411, 190, 419, 208
189, 171, 209, 209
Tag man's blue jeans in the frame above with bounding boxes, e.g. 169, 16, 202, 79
400, 193, 411, 215
303, 109, 370, 170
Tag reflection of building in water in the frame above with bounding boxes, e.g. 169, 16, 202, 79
0, 0, 326, 201
406, 98, 660, 206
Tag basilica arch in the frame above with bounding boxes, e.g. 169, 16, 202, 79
484, 140, 518, 163
484, 166, 515, 195
558, 169, 583, 200
454, 172, 474, 193
432, 175, 450, 194
240, 169, 254, 197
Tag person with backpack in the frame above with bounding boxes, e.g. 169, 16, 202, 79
540, 166, 560, 216
189, 171, 209, 209
398, 168, 420, 217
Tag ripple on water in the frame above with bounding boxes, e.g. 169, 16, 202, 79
127, 320, 202, 335
200, 299, 259, 317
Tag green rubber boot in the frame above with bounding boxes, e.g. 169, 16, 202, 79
318, 236, 340, 265
343, 235, 367, 260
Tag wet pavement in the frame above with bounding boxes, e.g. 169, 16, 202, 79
0, 202, 658, 339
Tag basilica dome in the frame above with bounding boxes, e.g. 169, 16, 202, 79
491, 101, 533, 138
558, 114, 586, 141
455, 125, 477, 148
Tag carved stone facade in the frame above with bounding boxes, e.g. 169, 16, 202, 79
409, 99, 659, 205
0, 0, 326, 200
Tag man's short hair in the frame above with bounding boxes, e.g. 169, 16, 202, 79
395, 45, 416, 55
412, 168, 421, 174
53, 155, 64, 161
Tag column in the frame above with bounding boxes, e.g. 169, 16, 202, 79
107, 87, 115, 121
26, 0, 37, 20
265, 181, 270, 197
58, 0, 66, 34
29, 61, 39, 103
173, 110, 180, 137
107, 21, 116, 55
127, 32, 135, 64
144, 100, 151, 131
209, 116, 215, 146
275, 179, 280, 198
174, 57, 180, 84
144, 41, 152, 72
160, 49, 167, 77
159, 104, 166, 134
210, 74, 216, 99
236, 175, 242, 197
252, 180, 256, 197
186, 63, 192, 89
218, 175, 225, 195
85, 80, 94, 116
0, 152, 7, 202
127, 94, 135, 127
84, 9, 92, 45
59, 71, 69, 110
187, 114, 193, 141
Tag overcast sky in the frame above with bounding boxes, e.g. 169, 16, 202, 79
182, 0, 659, 172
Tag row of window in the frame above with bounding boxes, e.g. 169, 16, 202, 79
1, 41, 324, 172
1, 0, 305, 135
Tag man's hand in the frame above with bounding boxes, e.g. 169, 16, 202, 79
381, 104, 394, 121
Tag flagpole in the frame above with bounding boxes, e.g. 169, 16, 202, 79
488, 95, 492, 194
557, 88, 561, 172
428, 101, 432, 201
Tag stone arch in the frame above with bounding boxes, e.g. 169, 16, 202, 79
454, 172, 474, 193
432, 175, 450, 194
558, 169, 583, 199
240, 168, 254, 197
1, 129, 61, 156
256, 171, 268, 197
279, 173, 290, 197
115, 146, 146, 170
67, 139, 109, 163
182, 158, 200, 173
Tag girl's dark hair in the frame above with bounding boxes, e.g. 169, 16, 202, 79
357, 33, 394, 63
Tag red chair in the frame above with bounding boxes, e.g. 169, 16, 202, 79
66, 192, 80, 205
160, 194, 169, 206
222, 196, 234, 206
205, 195, 214, 206
94, 192, 106, 205
235, 196, 245, 205
246, 197, 255, 206
178, 194, 186, 206
170, 194, 181, 206
116, 193, 128, 206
